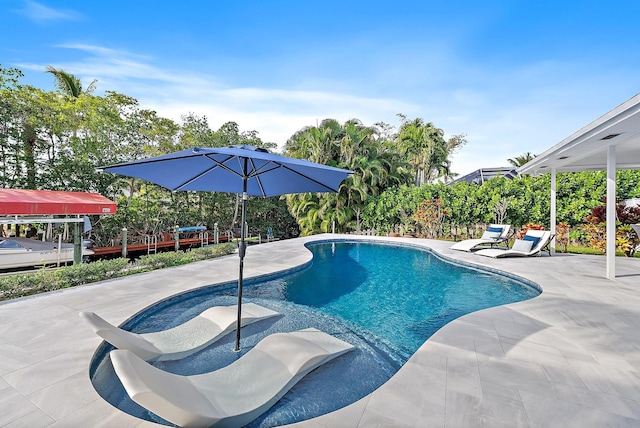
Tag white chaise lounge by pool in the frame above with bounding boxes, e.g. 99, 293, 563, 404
632, 224, 640, 251
450, 224, 511, 252
79, 303, 278, 361
110, 328, 354, 428
475, 230, 552, 258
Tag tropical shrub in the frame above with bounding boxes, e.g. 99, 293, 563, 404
359, 170, 640, 240
0, 243, 235, 301
555, 222, 571, 253
412, 199, 448, 238
581, 199, 640, 256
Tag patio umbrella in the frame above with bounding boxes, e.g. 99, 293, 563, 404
98, 145, 352, 350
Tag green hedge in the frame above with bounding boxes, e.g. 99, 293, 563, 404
0, 243, 236, 301
362, 170, 640, 234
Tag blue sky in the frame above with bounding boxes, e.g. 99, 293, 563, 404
2, 0, 639, 176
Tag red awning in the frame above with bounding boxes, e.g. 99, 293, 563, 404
0, 189, 117, 216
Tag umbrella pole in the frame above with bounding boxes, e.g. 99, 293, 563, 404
234, 178, 248, 351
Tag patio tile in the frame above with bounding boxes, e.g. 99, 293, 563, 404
568, 360, 640, 398
1, 235, 639, 427
0, 386, 46, 426
289, 397, 369, 427
0, 338, 42, 376
357, 399, 420, 428
2, 408, 55, 428
540, 363, 587, 389
445, 355, 482, 398
3, 345, 91, 396
408, 343, 448, 372
445, 389, 530, 428
493, 317, 550, 343
412, 400, 446, 428
27, 371, 102, 420
550, 383, 640, 419
47, 398, 145, 428
501, 340, 570, 367
360, 362, 446, 426
477, 358, 552, 396
520, 389, 640, 428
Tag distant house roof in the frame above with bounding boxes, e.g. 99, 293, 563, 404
451, 167, 518, 185
0, 189, 116, 216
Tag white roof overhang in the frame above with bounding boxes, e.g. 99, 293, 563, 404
517, 93, 640, 174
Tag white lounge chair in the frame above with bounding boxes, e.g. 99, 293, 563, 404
475, 230, 552, 258
79, 303, 278, 361
631, 224, 640, 251
450, 224, 512, 252
110, 328, 354, 428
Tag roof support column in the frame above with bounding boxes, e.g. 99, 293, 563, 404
73, 221, 82, 265
606, 145, 616, 279
550, 168, 556, 254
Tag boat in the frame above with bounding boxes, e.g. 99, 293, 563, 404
0, 237, 94, 270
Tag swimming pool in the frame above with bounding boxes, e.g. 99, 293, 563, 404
89, 240, 540, 426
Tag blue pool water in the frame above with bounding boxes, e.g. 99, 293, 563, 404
90, 240, 540, 427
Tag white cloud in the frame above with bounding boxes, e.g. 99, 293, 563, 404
49, 44, 213, 87
138, 87, 418, 148
26, 44, 419, 148
16, 42, 639, 178
15, 0, 81, 23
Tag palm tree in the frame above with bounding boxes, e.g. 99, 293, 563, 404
284, 119, 411, 234
46, 66, 97, 98
285, 119, 343, 165
339, 119, 376, 165
507, 152, 535, 167
396, 116, 466, 185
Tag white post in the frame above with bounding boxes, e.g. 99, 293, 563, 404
121, 228, 128, 257
57, 234, 62, 267
550, 168, 557, 254
606, 145, 616, 279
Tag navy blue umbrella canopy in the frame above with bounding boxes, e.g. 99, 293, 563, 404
98, 145, 352, 350
98, 145, 351, 196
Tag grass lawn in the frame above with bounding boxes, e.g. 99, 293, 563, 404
565, 245, 640, 258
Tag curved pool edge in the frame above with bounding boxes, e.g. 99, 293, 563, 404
303, 237, 542, 295
283, 234, 546, 427
86, 234, 542, 427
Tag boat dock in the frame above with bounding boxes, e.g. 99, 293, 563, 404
90, 228, 268, 259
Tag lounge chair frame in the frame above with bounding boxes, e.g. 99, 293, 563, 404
450, 224, 513, 252
475, 230, 552, 258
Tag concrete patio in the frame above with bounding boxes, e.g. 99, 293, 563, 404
1, 234, 639, 427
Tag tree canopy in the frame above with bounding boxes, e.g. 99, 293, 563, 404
0, 65, 296, 243
507, 152, 535, 167
396, 115, 467, 185
5, 64, 628, 249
